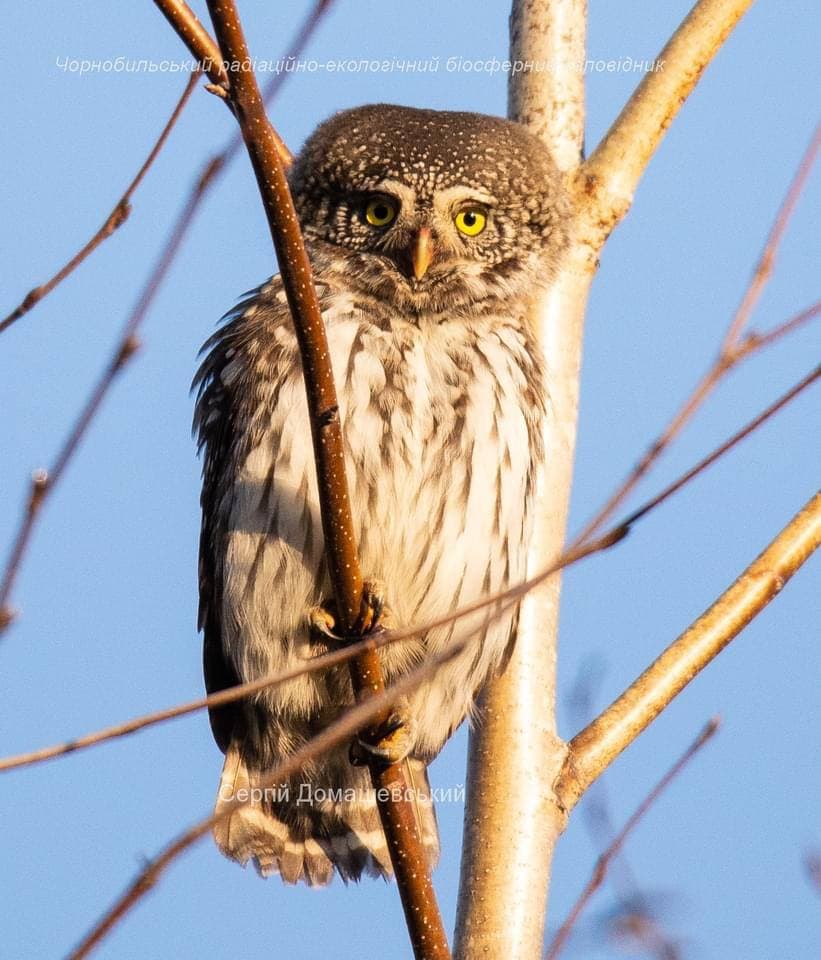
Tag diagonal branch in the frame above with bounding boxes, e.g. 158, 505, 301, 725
619, 364, 820, 529
0, 72, 200, 336
1, 1, 331, 635
573, 296, 820, 545
720, 126, 819, 350
65, 641, 464, 960
0, 633, 396, 774
3, 0, 330, 335
578, 0, 756, 244
556, 491, 821, 812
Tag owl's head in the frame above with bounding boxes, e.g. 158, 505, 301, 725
289, 104, 569, 315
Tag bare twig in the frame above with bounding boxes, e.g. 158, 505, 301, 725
65, 641, 464, 960
3, 0, 330, 336
0, 73, 200, 336
152, 0, 291, 163
557, 493, 821, 812
0, 633, 395, 773
721, 127, 819, 350
153, 0, 228, 86
565, 674, 681, 957
546, 719, 720, 960
620, 364, 820, 529
0, 172, 209, 635
739, 299, 821, 354
576, 126, 820, 544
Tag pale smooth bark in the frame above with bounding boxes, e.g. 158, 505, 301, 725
455, 1, 757, 957
557, 492, 821, 811
454, 3, 588, 957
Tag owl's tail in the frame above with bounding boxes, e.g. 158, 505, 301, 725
212, 743, 439, 885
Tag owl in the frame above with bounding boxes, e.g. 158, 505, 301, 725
194, 104, 568, 885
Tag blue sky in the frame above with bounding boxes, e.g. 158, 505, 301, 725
2, 2, 819, 958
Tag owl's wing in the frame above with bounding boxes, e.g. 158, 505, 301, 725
192, 282, 286, 752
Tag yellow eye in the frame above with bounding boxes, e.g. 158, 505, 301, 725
364, 197, 398, 227
454, 206, 487, 237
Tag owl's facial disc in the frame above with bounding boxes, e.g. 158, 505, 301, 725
363, 182, 495, 292
290, 105, 570, 313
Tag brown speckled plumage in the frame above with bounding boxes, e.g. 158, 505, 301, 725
194, 104, 568, 885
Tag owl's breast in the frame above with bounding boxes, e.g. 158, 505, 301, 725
222, 293, 541, 694
335, 310, 539, 632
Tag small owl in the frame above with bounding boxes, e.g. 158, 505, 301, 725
194, 104, 568, 885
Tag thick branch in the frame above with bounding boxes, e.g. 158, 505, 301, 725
577, 0, 755, 244
557, 492, 821, 811
455, 3, 586, 958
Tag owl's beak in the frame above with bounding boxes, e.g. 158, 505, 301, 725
411, 227, 434, 280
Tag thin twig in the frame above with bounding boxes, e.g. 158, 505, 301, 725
0, 633, 390, 773
3, 360, 814, 766
546, 718, 720, 960
153, 0, 228, 86
567, 691, 681, 955
576, 127, 820, 545
152, 0, 291, 163
65, 641, 464, 960
738, 299, 820, 354
0, 172, 209, 634
2, 0, 330, 335
721, 127, 820, 350
0, 73, 200, 336
620, 364, 820, 529
556, 492, 821, 812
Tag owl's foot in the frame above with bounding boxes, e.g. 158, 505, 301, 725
308, 577, 391, 644
350, 699, 415, 767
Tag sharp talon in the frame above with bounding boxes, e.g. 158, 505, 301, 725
308, 605, 338, 642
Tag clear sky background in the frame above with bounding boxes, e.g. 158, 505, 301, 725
2, 2, 819, 958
